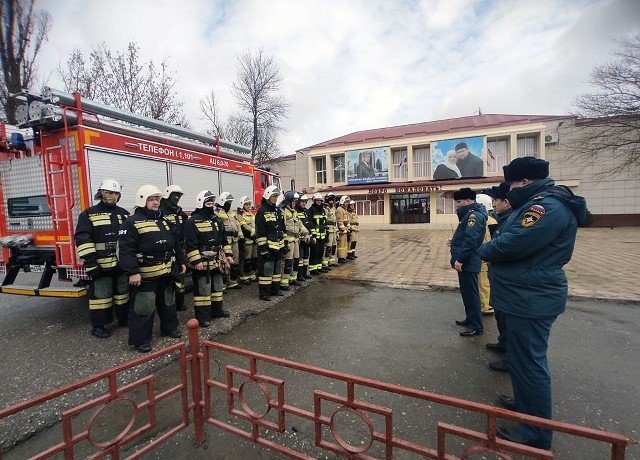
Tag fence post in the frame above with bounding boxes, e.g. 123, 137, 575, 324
187, 319, 205, 445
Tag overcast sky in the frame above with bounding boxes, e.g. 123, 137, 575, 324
38, 0, 639, 155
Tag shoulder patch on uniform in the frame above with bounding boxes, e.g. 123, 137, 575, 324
468, 214, 476, 228
521, 211, 542, 228
529, 204, 546, 214
533, 195, 545, 200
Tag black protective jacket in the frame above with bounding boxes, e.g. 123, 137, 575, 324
255, 199, 285, 252
75, 201, 129, 275
160, 199, 188, 245
117, 206, 186, 280
184, 208, 230, 270
307, 203, 327, 241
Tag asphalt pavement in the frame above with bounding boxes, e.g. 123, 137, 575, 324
2, 279, 638, 459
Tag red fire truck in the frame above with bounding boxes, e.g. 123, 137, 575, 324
0, 88, 279, 297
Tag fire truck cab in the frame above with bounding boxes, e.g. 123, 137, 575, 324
0, 89, 279, 297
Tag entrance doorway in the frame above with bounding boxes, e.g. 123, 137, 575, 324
390, 193, 430, 223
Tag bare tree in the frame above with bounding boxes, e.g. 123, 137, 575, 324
199, 90, 226, 136
566, 36, 640, 175
0, 0, 51, 123
59, 42, 187, 124
231, 48, 288, 161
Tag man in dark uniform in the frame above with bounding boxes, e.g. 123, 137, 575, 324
118, 184, 187, 353
184, 190, 231, 327
255, 185, 286, 301
307, 193, 327, 275
484, 181, 513, 373
295, 194, 314, 281
159, 185, 188, 311
455, 142, 484, 178
478, 157, 587, 449
449, 187, 487, 336
75, 178, 130, 338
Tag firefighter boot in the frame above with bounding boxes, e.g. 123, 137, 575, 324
211, 301, 230, 318
271, 281, 285, 296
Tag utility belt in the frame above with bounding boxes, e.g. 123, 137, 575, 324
136, 251, 174, 265
200, 246, 220, 260
95, 241, 117, 255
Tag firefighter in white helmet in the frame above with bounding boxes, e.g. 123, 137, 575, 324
335, 195, 351, 263
75, 178, 130, 339
475, 193, 497, 316
307, 192, 327, 275
255, 185, 285, 301
295, 193, 314, 281
184, 190, 231, 327
235, 196, 257, 284
324, 192, 338, 268
214, 192, 241, 289
159, 184, 189, 311
117, 184, 187, 353
347, 199, 359, 259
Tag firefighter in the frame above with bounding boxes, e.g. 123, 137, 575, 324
75, 178, 130, 339
279, 191, 306, 289
184, 190, 231, 327
335, 195, 351, 263
234, 199, 247, 285
118, 184, 187, 353
307, 193, 327, 275
347, 199, 359, 259
295, 194, 314, 281
159, 184, 189, 311
324, 192, 338, 268
236, 196, 257, 284
215, 192, 241, 290
255, 185, 285, 301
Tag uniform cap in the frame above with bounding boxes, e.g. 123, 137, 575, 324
453, 187, 476, 201
503, 157, 549, 182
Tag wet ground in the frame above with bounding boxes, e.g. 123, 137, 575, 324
4, 280, 639, 459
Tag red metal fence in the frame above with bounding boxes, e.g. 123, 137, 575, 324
1, 319, 636, 459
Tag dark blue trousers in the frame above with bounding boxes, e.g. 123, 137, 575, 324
504, 313, 557, 447
457, 271, 483, 332
496, 309, 506, 348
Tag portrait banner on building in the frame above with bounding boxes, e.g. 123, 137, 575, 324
346, 147, 390, 185
432, 136, 485, 179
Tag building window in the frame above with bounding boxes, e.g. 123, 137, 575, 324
333, 155, 345, 183
436, 191, 456, 214
353, 195, 385, 216
391, 148, 408, 179
315, 157, 327, 184
413, 145, 430, 178
390, 193, 430, 224
517, 134, 539, 158
487, 138, 510, 174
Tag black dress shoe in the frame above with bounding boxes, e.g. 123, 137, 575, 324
498, 394, 516, 411
460, 329, 483, 337
496, 427, 551, 450
455, 319, 470, 326
212, 310, 231, 318
489, 359, 510, 373
135, 343, 152, 353
486, 342, 506, 353
91, 326, 111, 339
163, 329, 182, 338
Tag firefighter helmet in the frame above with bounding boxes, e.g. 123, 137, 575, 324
476, 193, 493, 211
195, 190, 216, 209
215, 192, 234, 207
349, 200, 356, 206
282, 190, 297, 205
312, 192, 323, 201
339, 195, 350, 205
163, 184, 184, 199
299, 194, 309, 201
134, 184, 163, 208
238, 195, 252, 208
94, 178, 123, 200
263, 185, 280, 200
276, 193, 284, 207
325, 192, 335, 202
